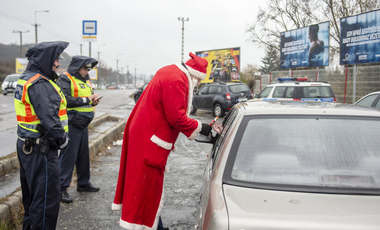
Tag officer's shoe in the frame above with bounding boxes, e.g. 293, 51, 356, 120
77, 183, 100, 192
61, 190, 73, 203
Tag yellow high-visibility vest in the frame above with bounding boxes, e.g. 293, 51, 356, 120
65, 72, 94, 113
14, 73, 69, 134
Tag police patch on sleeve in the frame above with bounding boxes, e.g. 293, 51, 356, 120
14, 84, 23, 101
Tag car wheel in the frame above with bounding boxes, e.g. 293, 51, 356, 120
190, 103, 197, 114
213, 103, 224, 117
134, 95, 139, 103
3, 93, 7, 96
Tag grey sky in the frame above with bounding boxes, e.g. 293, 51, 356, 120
0, 0, 266, 76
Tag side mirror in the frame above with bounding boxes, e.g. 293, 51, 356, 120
254, 94, 259, 98
195, 134, 213, 144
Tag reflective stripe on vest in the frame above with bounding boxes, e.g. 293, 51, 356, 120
64, 72, 94, 113
14, 73, 69, 133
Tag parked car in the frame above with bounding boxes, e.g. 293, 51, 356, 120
133, 83, 148, 103
191, 82, 253, 117
354, 91, 380, 109
2, 73, 21, 95
254, 77, 336, 102
195, 100, 380, 230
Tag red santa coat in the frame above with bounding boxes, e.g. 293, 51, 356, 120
112, 63, 201, 229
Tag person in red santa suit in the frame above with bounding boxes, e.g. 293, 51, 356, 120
111, 52, 218, 230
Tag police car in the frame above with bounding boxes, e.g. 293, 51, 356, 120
253, 77, 336, 102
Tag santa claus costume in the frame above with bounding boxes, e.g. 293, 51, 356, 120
112, 53, 209, 229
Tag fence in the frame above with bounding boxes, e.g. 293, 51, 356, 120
254, 66, 380, 104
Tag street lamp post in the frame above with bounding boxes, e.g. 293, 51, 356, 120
13, 30, 29, 57
178, 17, 189, 62
116, 53, 123, 89
34, 10, 49, 44
134, 63, 140, 88
126, 60, 133, 85
96, 44, 106, 89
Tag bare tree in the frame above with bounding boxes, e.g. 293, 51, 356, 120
242, 63, 259, 91
97, 59, 112, 89
246, 0, 379, 60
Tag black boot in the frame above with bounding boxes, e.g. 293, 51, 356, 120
77, 183, 100, 192
61, 190, 73, 203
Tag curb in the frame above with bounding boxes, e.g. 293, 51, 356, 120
0, 114, 126, 228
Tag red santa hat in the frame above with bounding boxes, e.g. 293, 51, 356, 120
185, 52, 208, 80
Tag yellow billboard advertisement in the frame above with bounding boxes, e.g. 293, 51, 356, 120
196, 47, 240, 83
15, 58, 28, 73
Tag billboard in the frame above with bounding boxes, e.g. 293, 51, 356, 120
280, 22, 329, 69
340, 10, 380, 65
196, 47, 240, 83
15, 58, 28, 73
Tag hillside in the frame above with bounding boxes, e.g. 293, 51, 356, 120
0, 43, 71, 81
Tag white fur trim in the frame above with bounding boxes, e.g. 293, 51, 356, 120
119, 188, 165, 230
188, 120, 202, 140
150, 135, 173, 150
165, 166, 169, 173
175, 63, 193, 116
185, 64, 206, 80
172, 146, 177, 152
112, 203, 122, 210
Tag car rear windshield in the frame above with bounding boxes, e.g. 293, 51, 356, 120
302, 86, 332, 98
5, 75, 21, 82
228, 84, 250, 93
226, 115, 380, 194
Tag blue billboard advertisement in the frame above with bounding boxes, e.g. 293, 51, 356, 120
280, 22, 329, 69
340, 10, 380, 65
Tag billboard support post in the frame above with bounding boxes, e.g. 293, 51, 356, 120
316, 67, 319, 81
89, 42, 91, 57
353, 64, 357, 103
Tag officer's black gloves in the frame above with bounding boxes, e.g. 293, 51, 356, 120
200, 123, 212, 136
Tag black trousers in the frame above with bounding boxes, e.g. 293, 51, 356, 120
17, 139, 60, 230
59, 125, 90, 189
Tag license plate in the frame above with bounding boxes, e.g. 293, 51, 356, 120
238, 97, 247, 102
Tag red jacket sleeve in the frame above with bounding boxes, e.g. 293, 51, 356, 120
161, 76, 201, 139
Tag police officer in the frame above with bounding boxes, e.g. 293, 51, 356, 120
57, 56, 100, 203
14, 41, 69, 230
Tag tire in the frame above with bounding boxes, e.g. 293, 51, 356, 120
3, 93, 7, 96
190, 103, 197, 114
213, 103, 224, 117
134, 94, 139, 103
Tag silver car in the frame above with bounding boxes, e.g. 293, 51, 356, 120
2, 73, 21, 95
195, 101, 380, 230
355, 91, 380, 109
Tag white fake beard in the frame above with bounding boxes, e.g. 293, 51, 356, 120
192, 77, 198, 89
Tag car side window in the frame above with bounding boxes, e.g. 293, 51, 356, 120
375, 99, 380, 109
208, 85, 217, 94
198, 86, 208, 95
285, 87, 295, 98
273, 86, 286, 98
259, 86, 273, 98
217, 86, 223, 94
356, 94, 379, 107
211, 108, 238, 169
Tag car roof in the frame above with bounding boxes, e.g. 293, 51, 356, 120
237, 100, 380, 117
266, 81, 331, 87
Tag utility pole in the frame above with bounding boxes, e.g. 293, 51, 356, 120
34, 10, 49, 44
13, 30, 29, 57
178, 17, 189, 62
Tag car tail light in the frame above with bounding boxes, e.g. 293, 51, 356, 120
333, 98, 336, 102
226, 93, 231, 101
293, 99, 301, 101
251, 91, 253, 98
